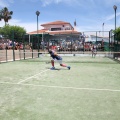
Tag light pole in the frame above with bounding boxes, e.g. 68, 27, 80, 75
36, 10, 40, 54
113, 5, 117, 30
113, 5, 117, 57
102, 23, 104, 38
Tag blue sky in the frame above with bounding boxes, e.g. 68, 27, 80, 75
0, 0, 120, 34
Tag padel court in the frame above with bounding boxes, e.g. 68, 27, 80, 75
0, 56, 120, 120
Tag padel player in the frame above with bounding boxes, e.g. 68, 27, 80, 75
91, 45, 97, 58
48, 49, 71, 70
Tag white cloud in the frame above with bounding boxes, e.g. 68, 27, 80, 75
0, 0, 14, 7
105, 14, 115, 21
0, 0, 9, 7
0, 19, 44, 33
105, 12, 120, 21
76, 22, 115, 36
16, 23, 43, 33
40, 0, 82, 6
77, 25, 112, 37
40, 0, 120, 7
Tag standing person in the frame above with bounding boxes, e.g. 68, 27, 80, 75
48, 49, 71, 70
91, 44, 97, 58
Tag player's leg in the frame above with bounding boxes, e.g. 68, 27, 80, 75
92, 51, 94, 57
94, 50, 97, 57
93, 50, 96, 58
58, 59, 71, 70
60, 63, 71, 70
95, 50, 97, 56
51, 59, 54, 67
51, 59, 55, 70
60, 64, 67, 67
57, 59, 66, 67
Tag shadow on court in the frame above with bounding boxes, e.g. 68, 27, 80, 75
46, 67, 69, 70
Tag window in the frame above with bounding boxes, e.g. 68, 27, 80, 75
51, 28, 61, 31
65, 27, 70, 30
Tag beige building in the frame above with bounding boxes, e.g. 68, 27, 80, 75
28, 20, 81, 41
27, 20, 82, 50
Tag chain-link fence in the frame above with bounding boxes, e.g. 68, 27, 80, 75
0, 30, 120, 63
113, 32, 120, 59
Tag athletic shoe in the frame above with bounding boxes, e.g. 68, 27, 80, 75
50, 67, 55, 70
67, 66, 71, 70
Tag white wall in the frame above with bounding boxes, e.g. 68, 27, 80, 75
44, 24, 72, 31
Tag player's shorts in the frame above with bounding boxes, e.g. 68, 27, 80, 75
52, 58, 62, 64
92, 49, 97, 53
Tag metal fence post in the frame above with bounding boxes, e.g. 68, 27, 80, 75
32, 35, 33, 58
5, 38, 7, 62
23, 35, 25, 60
12, 30, 15, 61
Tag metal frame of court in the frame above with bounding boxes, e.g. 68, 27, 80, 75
0, 30, 120, 63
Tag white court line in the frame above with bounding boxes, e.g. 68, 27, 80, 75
0, 82, 120, 92
18, 64, 60, 84
17, 69, 49, 84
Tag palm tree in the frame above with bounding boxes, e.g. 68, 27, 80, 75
0, 7, 13, 26
0, 10, 2, 21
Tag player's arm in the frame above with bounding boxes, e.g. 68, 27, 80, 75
53, 51, 58, 56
